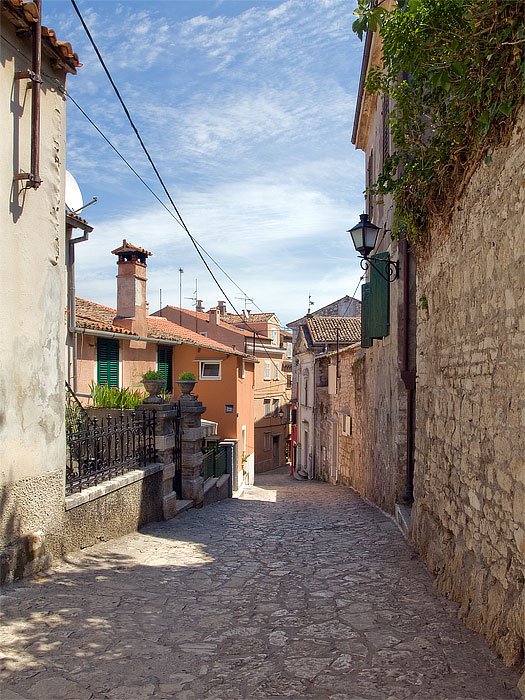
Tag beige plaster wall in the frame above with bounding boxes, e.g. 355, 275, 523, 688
412, 106, 525, 684
1, 25, 68, 550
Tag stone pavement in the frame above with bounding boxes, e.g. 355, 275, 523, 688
0, 468, 520, 700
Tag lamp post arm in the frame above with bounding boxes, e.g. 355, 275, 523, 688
360, 256, 400, 282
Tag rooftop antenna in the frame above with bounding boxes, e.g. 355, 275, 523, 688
159, 288, 162, 316
308, 295, 315, 314
185, 279, 198, 332
235, 293, 254, 317
178, 267, 184, 326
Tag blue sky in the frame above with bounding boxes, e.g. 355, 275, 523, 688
45, 0, 366, 325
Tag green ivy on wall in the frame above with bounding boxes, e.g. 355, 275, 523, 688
353, 0, 525, 246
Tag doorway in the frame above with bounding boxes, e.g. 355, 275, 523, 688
272, 435, 280, 468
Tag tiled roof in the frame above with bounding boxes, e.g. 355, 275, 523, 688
160, 306, 253, 338
111, 240, 152, 257
222, 312, 276, 325
306, 316, 361, 344
75, 298, 249, 356
1, 1, 81, 73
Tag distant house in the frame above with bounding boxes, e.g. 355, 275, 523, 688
292, 315, 361, 479
72, 242, 256, 488
287, 295, 361, 343
156, 304, 292, 473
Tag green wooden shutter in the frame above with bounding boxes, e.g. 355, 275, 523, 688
157, 345, 173, 392
361, 282, 372, 348
369, 252, 390, 339
97, 338, 119, 387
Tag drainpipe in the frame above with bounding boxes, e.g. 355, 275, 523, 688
66, 215, 93, 393
399, 237, 416, 502
14, 0, 42, 189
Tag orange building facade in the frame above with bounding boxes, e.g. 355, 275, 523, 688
70, 242, 255, 487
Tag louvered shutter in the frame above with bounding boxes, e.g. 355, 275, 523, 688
157, 345, 173, 392
97, 338, 119, 387
369, 252, 390, 339
361, 282, 372, 348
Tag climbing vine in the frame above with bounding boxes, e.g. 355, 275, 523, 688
353, 0, 525, 245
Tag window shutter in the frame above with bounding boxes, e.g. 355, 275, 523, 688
157, 345, 173, 392
97, 338, 119, 387
369, 252, 390, 339
361, 283, 372, 348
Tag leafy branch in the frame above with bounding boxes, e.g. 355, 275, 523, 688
353, 0, 525, 245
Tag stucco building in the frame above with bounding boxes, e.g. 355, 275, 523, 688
1, 0, 81, 575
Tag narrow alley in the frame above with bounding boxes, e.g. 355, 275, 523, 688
0, 469, 520, 700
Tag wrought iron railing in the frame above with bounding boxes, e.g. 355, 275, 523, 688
201, 445, 227, 480
66, 410, 156, 495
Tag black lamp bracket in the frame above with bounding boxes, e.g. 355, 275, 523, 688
360, 256, 400, 282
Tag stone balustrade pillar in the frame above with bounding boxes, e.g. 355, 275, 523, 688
179, 393, 205, 506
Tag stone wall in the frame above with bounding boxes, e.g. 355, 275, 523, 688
412, 106, 525, 686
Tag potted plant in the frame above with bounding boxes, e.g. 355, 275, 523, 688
176, 371, 197, 395
141, 369, 165, 403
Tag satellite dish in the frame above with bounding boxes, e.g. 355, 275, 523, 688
65, 170, 83, 213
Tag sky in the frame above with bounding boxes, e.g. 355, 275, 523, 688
45, 0, 367, 325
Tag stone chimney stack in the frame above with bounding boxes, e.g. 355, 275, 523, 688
209, 307, 221, 325
217, 301, 226, 316
196, 300, 204, 313
111, 240, 151, 338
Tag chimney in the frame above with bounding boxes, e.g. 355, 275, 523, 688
217, 300, 226, 316
111, 239, 151, 338
209, 307, 220, 325
196, 299, 204, 313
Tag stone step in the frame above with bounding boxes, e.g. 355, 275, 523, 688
395, 503, 411, 538
175, 499, 194, 515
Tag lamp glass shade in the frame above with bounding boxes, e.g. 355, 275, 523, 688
348, 213, 380, 257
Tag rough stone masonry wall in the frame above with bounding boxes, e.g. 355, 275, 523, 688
316, 350, 363, 489
412, 106, 525, 686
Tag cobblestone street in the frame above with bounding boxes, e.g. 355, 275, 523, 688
0, 468, 520, 700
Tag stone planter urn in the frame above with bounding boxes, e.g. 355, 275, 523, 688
141, 378, 165, 404
176, 379, 197, 395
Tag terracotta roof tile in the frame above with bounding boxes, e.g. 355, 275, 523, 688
222, 312, 276, 324
160, 306, 254, 338
111, 239, 152, 257
306, 316, 361, 344
75, 298, 250, 357
2, 1, 81, 73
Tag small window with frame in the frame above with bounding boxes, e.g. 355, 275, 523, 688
199, 361, 221, 380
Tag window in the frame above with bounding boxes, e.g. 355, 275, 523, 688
273, 362, 279, 380
264, 399, 271, 417
273, 398, 279, 416
200, 331, 207, 337
341, 413, 352, 436
264, 360, 271, 380
382, 96, 390, 164
264, 432, 271, 451
271, 329, 278, 345
97, 338, 119, 387
287, 342, 292, 359
367, 148, 374, 219
304, 378, 308, 407
157, 345, 172, 392
240, 360, 246, 379
199, 360, 221, 380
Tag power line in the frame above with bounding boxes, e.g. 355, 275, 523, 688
69, 0, 291, 383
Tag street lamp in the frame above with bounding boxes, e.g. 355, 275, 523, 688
347, 213, 399, 282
